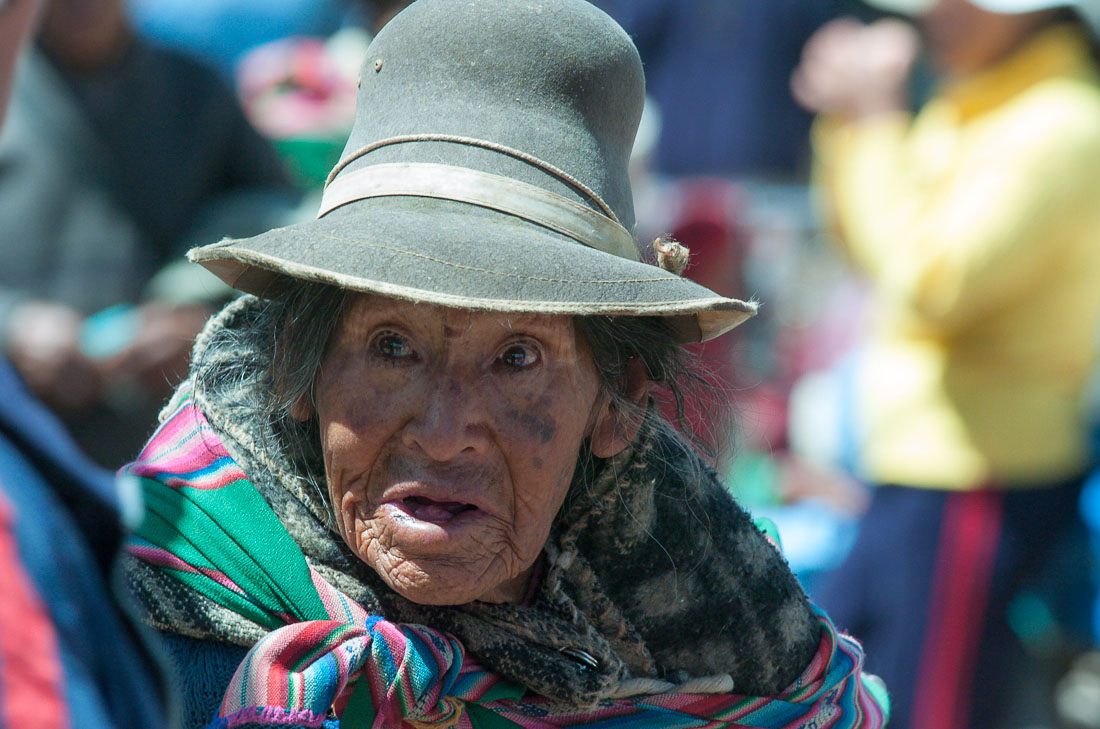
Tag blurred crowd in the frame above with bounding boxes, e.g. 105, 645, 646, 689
1, 0, 1100, 728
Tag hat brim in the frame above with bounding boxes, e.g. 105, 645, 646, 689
189, 196, 756, 342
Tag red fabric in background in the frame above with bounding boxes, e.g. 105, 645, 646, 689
0, 488, 69, 729
660, 179, 748, 452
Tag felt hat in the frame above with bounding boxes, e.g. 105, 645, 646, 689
188, 0, 756, 342
865, 0, 1100, 36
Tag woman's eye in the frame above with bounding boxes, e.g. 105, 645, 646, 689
373, 332, 414, 359
497, 343, 540, 369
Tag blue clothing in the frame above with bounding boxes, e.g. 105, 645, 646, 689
815, 480, 1093, 729
159, 634, 338, 729
158, 634, 247, 729
127, 0, 347, 76
0, 357, 166, 728
0, 357, 119, 568
592, 0, 839, 177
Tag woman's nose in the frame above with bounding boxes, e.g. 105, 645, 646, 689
400, 374, 491, 461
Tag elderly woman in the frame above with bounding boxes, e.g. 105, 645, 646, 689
122, 1, 888, 727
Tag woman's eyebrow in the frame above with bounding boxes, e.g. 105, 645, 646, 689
495, 314, 560, 332
443, 323, 469, 339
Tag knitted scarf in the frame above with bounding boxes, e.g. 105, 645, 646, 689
122, 296, 888, 727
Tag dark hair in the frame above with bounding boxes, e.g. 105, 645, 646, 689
574, 315, 729, 457
258, 279, 729, 471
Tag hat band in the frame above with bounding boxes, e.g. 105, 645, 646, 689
317, 162, 640, 262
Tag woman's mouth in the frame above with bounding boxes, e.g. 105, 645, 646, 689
402, 495, 478, 523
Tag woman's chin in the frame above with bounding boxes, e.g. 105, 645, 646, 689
356, 527, 511, 606
379, 562, 505, 606
349, 504, 534, 605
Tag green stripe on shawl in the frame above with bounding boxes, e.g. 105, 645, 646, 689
136, 476, 327, 625
339, 675, 528, 729
341, 675, 378, 729
465, 705, 525, 729
341, 692, 525, 729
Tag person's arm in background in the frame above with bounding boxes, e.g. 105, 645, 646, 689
108, 47, 300, 402
793, 19, 1100, 335
2, 299, 103, 412
0, 0, 104, 412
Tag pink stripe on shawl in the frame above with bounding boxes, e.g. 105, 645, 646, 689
125, 386, 248, 490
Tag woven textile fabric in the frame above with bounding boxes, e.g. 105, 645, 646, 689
123, 385, 888, 728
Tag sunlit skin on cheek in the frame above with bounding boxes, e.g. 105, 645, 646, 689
310, 296, 607, 606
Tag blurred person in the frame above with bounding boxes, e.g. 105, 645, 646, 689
126, 0, 408, 80
361, 0, 414, 30
0, 351, 167, 729
590, 0, 873, 467
127, 0, 347, 76
0, 1, 166, 726
591, 0, 849, 179
233, 0, 414, 191
0, 0, 300, 468
792, 2, 1100, 728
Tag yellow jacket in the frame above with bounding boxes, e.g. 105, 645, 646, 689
814, 25, 1100, 488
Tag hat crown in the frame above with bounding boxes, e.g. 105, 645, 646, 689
338, 0, 645, 233
188, 0, 755, 344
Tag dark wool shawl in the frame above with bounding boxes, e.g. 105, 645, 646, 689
125, 296, 819, 708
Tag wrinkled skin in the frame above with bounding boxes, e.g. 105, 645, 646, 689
302, 296, 629, 606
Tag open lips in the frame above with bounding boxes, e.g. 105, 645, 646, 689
403, 495, 479, 523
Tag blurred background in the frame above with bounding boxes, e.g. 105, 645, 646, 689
2, 0, 1100, 728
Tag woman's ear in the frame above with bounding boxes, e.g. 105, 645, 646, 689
289, 393, 314, 421
590, 358, 650, 458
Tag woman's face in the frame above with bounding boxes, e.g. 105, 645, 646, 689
310, 296, 607, 605
921, 0, 1053, 76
